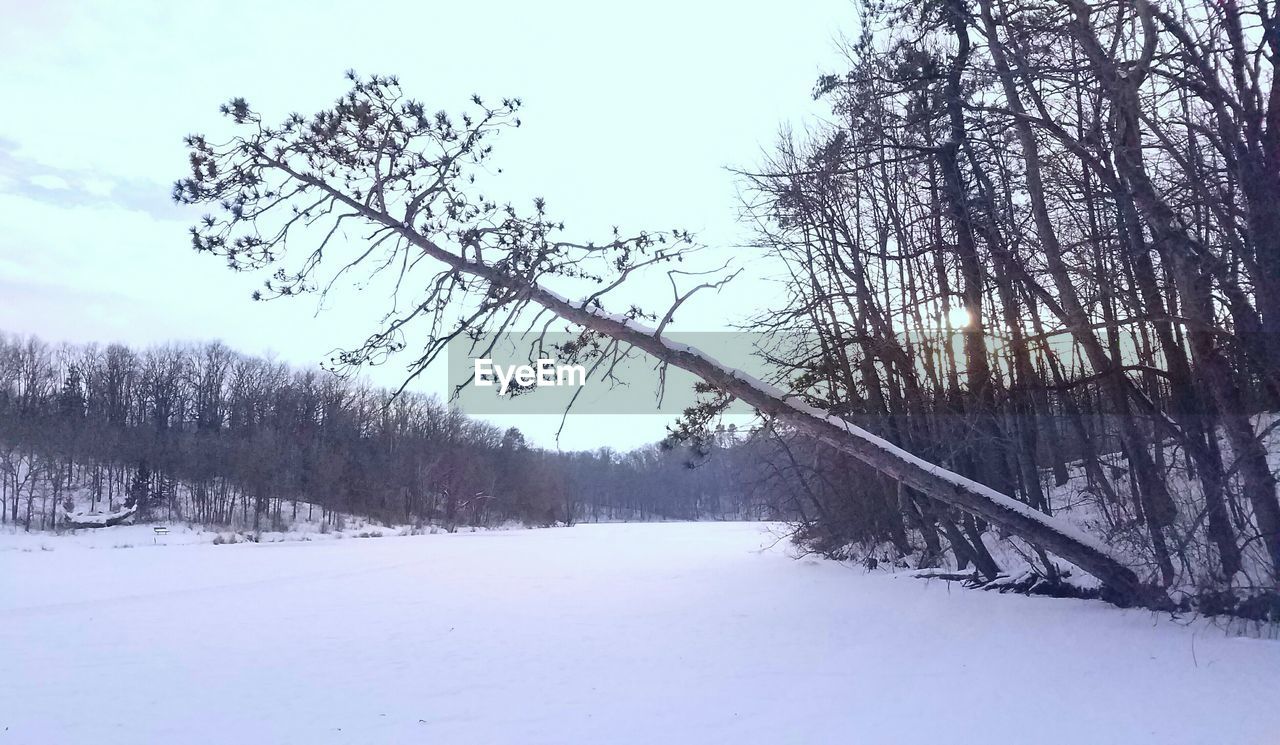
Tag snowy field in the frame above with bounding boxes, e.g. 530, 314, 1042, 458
2, 523, 1278, 744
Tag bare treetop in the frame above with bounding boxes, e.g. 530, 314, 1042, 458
174, 72, 697, 389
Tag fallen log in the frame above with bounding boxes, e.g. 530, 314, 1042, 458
60, 506, 137, 530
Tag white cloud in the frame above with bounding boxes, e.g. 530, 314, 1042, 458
81, 177, 115, 197
28, 173, 70, 190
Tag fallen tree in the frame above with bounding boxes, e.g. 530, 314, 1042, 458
174, 74, 1171, 608
60, 506, 137, 530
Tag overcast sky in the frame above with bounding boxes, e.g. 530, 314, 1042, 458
0, 0, 852, 450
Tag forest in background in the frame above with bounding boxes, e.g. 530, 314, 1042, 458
0, 332, 773, 533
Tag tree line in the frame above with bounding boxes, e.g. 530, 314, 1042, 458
0, 333, 768, 533
732, 0, 1279, 602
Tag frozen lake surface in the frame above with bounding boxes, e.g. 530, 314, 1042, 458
2, 522, 1277, 744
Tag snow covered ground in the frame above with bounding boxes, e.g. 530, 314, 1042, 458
0, 515, 468, 553
2, 522, 1277, 744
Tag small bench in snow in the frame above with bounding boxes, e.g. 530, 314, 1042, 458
153, 526, 170, 536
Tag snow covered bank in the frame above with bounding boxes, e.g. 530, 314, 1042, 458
1, 522, 1276, 744
0, 508, 513, 553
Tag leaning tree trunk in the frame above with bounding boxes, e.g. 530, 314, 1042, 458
269, 159, 1172, 608
528, 275, 1166, 606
